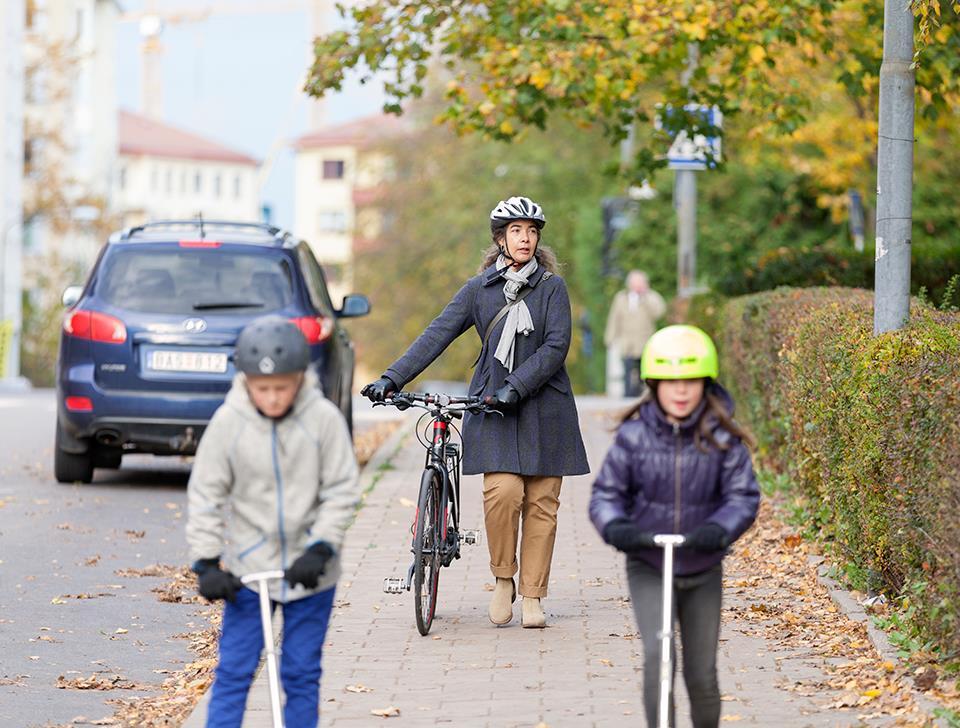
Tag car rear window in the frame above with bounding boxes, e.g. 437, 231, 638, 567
96, 247, 296, 314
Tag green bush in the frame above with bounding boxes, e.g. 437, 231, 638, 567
719, 287, 960, 659
716, 243, 960, 304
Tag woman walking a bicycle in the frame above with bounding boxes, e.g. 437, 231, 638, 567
362, 196, 589, 628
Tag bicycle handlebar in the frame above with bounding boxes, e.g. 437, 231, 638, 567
374, 391, 501, 415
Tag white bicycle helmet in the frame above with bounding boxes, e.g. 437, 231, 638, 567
489, 196, 546, 230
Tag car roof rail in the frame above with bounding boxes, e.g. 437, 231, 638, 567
117, 219, 294, 246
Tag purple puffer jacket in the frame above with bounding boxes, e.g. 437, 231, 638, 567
589, 385, 760, 575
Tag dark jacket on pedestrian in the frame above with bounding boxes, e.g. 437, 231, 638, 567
588, 385, 759, 575
383, 264, 589, 477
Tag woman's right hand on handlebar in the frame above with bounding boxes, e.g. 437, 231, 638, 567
361, 376, 398, 402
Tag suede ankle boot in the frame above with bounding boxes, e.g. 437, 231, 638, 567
488, 577, 516, 625
521, 597, 546, 628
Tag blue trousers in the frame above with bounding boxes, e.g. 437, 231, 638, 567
206, 586, 336, 728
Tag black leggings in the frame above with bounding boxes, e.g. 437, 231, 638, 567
627, 557, 723, 728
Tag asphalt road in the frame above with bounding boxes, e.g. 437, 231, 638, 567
0, 390, 398, 728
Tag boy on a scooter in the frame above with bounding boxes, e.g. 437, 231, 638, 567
186, 315, 360, 728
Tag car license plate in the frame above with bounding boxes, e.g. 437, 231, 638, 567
149, 350, 228, 373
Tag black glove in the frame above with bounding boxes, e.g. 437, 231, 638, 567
193, 558, 243, 603
361, 376, 398, 402
603, 518, 656, 553
285, 542, 336, 589
683, 523, 730, 552
486, 383, 521, 412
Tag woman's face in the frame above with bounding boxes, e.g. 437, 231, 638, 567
655, 378, 705, 423
500, 219, 540, 268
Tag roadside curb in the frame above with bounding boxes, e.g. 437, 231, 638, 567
810, 554, 948, 725
180, 413, 417, 728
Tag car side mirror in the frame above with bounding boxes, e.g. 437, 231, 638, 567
62, 285, 83, 308
337, 294, 370, 318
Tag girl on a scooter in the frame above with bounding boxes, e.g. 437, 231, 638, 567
589, 325, 760, 728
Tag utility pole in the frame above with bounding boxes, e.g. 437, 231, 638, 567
873, 0, 915, 334
1, 0, 26, 388
676, 43, 699, 298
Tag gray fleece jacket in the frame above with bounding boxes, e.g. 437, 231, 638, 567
186, 369, 359, 602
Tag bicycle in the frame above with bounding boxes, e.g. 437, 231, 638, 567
376, 391, 500, 635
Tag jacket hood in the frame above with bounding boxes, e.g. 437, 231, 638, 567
638, 381, 735, 435
225, 368, 321, 424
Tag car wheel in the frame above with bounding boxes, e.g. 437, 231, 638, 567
54, 427, 94, 484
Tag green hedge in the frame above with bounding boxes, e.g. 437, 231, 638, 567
716, 244, 960, 305
717, 287, 960, 658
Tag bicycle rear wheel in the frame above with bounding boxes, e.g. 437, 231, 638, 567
413, 468, 442, 635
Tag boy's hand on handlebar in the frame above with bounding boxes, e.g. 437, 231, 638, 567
285, 542, 336, 589
682, 523, 730, 552
361, 376, 398, 402
193, 558, 243, 603
485, 383, 520, 412
603, 519, 656, 553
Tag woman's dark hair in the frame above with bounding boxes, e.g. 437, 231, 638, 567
619, 381, 755, 452
479, 221, 560, 273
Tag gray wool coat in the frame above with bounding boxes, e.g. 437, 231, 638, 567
384, 263, 590, 477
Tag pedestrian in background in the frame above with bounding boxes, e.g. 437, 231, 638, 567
186, 316, 360, 728
589, 325, 760, 727
362, 195, 589, 629
604, 269, 666, 397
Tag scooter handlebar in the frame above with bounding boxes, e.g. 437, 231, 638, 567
653, 534, 686, 547
240, 569, 286, 586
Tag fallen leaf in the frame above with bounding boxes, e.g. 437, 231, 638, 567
345, 683, 373, 693
370, 705, 401, 718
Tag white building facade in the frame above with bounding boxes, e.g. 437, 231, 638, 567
1, 0, 26, 384
115, 110, 260, 227
293, 114, 404, 304
22, 0, 119, 264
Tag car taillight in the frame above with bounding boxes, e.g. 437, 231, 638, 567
65, 396, 94, 412
179, 240, 221, 248
290, 315, 333, 344
63, 310, 128, 344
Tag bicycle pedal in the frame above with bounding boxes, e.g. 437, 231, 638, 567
383, 577, 406, 594
460, 529, 482, 546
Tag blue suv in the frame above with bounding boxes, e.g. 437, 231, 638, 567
55, 220, 370, 483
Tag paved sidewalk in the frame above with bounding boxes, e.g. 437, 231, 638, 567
190, 397, 890, 727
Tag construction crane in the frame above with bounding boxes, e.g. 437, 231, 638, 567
119, 1, 330, 124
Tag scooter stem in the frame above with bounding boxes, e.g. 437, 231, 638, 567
241, 570, 286, 728
653, 534, 685, 728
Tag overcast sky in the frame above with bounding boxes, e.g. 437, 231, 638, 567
116, 1, 384, 231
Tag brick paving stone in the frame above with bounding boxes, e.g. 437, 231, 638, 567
179, 397, 912, 728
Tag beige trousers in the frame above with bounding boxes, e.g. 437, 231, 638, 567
482, 472, 562, 598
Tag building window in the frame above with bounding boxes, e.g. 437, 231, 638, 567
194, 171, 203, 194
213, 174, 221, 198
151, 165, 158, 191
180, 170, 187, 194
118, 166, 127, 191
317, 211, 348, 233
234, 174, 242, 199
165, 168, 173, 193
321, 159, 345, 180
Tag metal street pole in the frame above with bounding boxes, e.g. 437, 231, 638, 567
873, 0, 915, 334
676, 170, 697, 296
676, 43, 699, 299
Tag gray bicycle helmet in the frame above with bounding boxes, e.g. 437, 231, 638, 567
235, 315, 310, 376
489, 196, 546, 231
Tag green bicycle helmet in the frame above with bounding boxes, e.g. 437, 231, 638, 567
640, 325, 719, 380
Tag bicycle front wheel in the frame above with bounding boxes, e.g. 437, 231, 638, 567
413, 467, 442, 635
